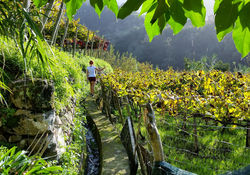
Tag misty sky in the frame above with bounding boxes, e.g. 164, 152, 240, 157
117, 0, 215, 17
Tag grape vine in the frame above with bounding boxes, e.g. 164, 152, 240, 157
102, 69, 249, 125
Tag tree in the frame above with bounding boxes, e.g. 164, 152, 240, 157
34, 0, 250, 58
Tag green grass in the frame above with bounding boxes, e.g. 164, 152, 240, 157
109, 102, 250, 175
0, 36, 113, 111
157, 115, 250, 175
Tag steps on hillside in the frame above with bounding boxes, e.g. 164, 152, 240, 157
85, 96, 130, 175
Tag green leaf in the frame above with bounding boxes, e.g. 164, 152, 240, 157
215, 0, 239, 41
158, 13, 168, 33
168, 0, 187, 34
214, 0, 223, 13
103, 0, 119, 15
232, 3, 250, 57
22, 9, 44, 39
144, 5, 161, 42
90, 0, 104, 16
66, 0, 86, 20
118, 0, 145, 19
33, 0, 48, 8
139, 0, 156, 16
183, 0, 206, 27
151, 0, 169, 24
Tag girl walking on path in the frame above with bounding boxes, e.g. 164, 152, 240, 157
86, 60, 105, 96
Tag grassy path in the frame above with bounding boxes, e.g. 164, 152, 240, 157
85, 96, 130, 175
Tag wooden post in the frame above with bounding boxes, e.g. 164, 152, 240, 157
247, 121, 250, 148
101, 39, 106, 58
60, 18, 69, 50
90, 33, 95, 56
193, 115, 199, 153
40, 0, 55, 32
126, 96, 132, 117
51, 1, 64, 45
135, 114, 147, 175
146, 103, 164, 162
23, 0, 31, 11
84, 30, 90, 55
101, 82, 112, 123
73, 26, 78, 58
98, 36, 104, 57
114, 92, 124, 125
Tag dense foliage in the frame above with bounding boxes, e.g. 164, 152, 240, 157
0, 146, 62, 174
102, 69, 249, 125
0, 36, 112, 174
100, 69, 250, 174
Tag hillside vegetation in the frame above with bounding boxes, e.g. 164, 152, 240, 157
0, 36, 112, 174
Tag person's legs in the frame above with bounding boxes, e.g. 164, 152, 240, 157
90, 81, 95, 95
89, 80, 92, 94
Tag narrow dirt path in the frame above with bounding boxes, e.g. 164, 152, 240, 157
85, 96, 130, 175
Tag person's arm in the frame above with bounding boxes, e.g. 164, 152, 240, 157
96, 67, 105, 72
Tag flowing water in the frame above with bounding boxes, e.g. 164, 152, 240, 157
84, 126, 100, 175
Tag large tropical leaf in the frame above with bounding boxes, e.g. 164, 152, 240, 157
215, 0, 239, 41
232, 2, 250, 57
118, 0, 145, 19
183, 0, 206, 27
66, 0, 86, 20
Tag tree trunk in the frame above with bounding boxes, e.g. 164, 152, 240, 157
73, 26, 79, 58
41, 0, 55, 32
51, 1, 64, 45
146, 103, 164, 162
60, 18, 69, 49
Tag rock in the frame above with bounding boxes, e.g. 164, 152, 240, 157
54, 115, 63, 126
26, 127, 66, 158
45, 127, 66, 158
9, 135, 22, 142
0, 134, 7, 142
18, 139, 27, 149
10, 79, 54, 112
11, 110, 48, 135
60, 111, 73, 126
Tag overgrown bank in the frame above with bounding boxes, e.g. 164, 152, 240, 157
0, 36, 112, 174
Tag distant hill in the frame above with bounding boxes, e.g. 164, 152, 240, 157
76, 4, 245, 69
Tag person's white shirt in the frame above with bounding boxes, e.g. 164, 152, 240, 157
87, 66, 96, 77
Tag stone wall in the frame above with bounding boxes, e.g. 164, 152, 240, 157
0, 79, 74, 159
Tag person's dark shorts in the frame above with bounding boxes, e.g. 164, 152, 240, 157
88, 77, 96, 82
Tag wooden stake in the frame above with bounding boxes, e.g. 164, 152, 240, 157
247, 121, 250, 148
91, 33, 95, 56
193, 115, 199, 153
146, 103, 164, 162
73, 26, 78, 58
84, 30, 90, 54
